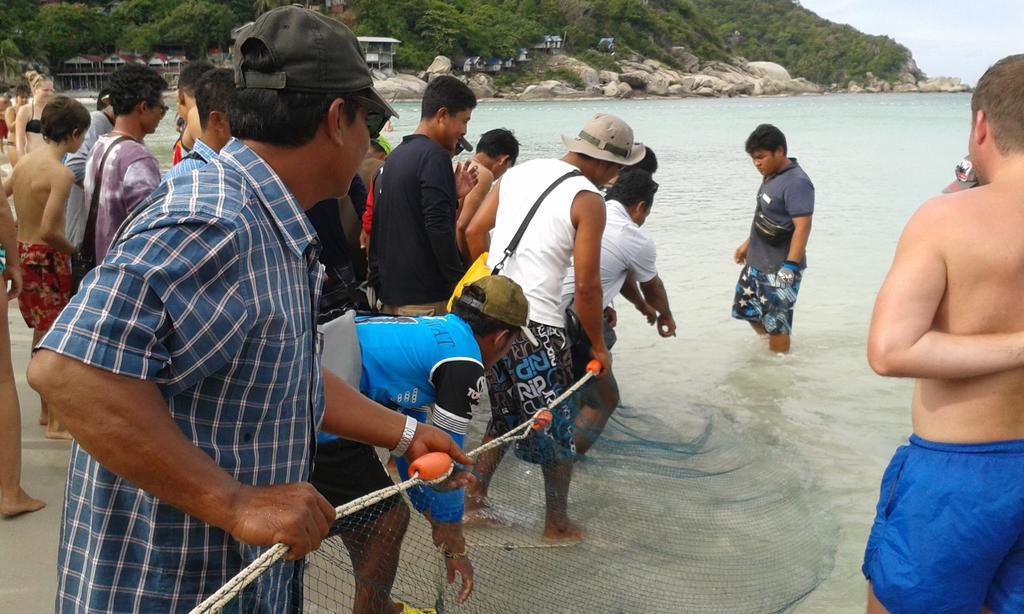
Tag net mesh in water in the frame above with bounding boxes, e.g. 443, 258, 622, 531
303, 401, 836, 613
210, 400, 837, 613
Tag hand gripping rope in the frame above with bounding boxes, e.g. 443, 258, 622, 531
464, 359, 601, 460
189, 454, 454, 614
189, 360, 601, 613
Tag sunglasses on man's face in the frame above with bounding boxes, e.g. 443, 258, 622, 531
147, 100, 168, 117
365, 109, 387, 139
347, 96, 388, 139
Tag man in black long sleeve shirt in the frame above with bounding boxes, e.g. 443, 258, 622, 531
369, 76, 478, 315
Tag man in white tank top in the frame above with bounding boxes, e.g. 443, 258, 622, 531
464, 114, 645, 542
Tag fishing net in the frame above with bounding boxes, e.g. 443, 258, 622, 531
195, 388, 837, 613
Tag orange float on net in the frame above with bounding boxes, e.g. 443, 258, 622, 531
586, 359, 602, 375
410, 452, 453, 481
532, 410, 553, 431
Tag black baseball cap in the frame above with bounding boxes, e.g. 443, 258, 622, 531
232, 6, 397, 121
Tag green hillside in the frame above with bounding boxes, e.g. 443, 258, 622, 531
0, 0, 917, 86
345, 0, 726, 70
690, 0, 913, 83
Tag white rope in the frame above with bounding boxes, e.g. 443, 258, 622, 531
190, 368, 597, 613
467, 368, 596, 459
189, 466, 452, 614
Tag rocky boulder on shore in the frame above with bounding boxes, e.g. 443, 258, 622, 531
424, 55, 452, 80
917, 76, 970, 93
520, 80, 583, 100
746, 61, 792, 82
547, 55, 600, 88
373, 73, 428, 100
467, 74, 496, 99
375, 53, 968, 103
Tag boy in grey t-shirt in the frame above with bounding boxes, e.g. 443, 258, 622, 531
731, 124, 814, 354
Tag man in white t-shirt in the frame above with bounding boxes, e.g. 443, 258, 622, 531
562, 167, 676, 454
465, 114, 645, 542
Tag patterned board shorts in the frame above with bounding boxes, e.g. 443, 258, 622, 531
18, 242, 72, 332
731, 264, 802, 336
486, 321, 577, 465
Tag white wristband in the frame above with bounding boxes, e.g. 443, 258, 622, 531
390, 415, 418, 458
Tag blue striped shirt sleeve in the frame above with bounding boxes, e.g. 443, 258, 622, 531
40, 216, 253, 389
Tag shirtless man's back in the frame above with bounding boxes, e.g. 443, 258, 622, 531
863, 54, 1024, 613
3, 95, 88, 438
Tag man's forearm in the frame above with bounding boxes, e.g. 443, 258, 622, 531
869, 329, 1024, 379
466, 227, 489, 261
0, 187, 18, 260
28, 351, 241, 531
786, 217, 812, 262
321, 371, 405, 449
640, 276, 672, 317
431, 519, 467, 552
619, 276, 645, 309
426, 229, 466, 285
575, 281, 606, 353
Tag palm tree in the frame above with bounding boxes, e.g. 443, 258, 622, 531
0, 39, 24, 84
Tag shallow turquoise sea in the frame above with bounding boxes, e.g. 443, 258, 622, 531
150, 93, 970, 611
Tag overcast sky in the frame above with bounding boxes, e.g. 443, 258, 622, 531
797, 0, 1023, 85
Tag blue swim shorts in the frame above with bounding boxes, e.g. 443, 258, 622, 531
486, 321, 576, 465
731, 264, 801, 335
862, 435, 1024, 613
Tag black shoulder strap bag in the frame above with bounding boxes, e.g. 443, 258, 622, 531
71, 135, 132, 291
490, 169, 582, 275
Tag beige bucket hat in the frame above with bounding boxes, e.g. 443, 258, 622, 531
561, 113, 645, 166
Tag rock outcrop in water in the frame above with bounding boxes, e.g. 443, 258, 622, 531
372, 53, 968, 102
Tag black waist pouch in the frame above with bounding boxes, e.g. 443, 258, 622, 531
753, 203, 794, 245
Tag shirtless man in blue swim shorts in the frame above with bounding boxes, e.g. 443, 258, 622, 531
864, 54, 1024, 613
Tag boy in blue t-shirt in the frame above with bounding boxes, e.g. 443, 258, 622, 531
311, 276, 535, 612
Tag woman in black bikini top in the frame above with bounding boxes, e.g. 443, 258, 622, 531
15, 72, 54, 158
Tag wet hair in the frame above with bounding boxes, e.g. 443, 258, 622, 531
15, 83, 31, 98
451, 285, 518, 338
194, 68, 235, 130
96, 86, 111, 111
421, 75, 476, 120
230, 39, 361, 147
107, 64, 168, 116
607, 167, 659, 211
41, 96, 91, 143
25, 70, 53, 92
745, 124, 787, 155
178, 61, 214, 97
971, 54, 1024, 154
634, 146, 658, 174
477, 128, 519, 166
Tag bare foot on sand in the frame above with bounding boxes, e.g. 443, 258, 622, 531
543, 519, 586, 544
45, 428, 73, 441
462, 494, 498, 527
45, 413, 72, 441
0, 489, 46, 517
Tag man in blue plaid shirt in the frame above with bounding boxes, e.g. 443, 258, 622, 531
28, 7, 470, 612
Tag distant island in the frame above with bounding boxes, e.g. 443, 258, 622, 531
0, 0, 969, 99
